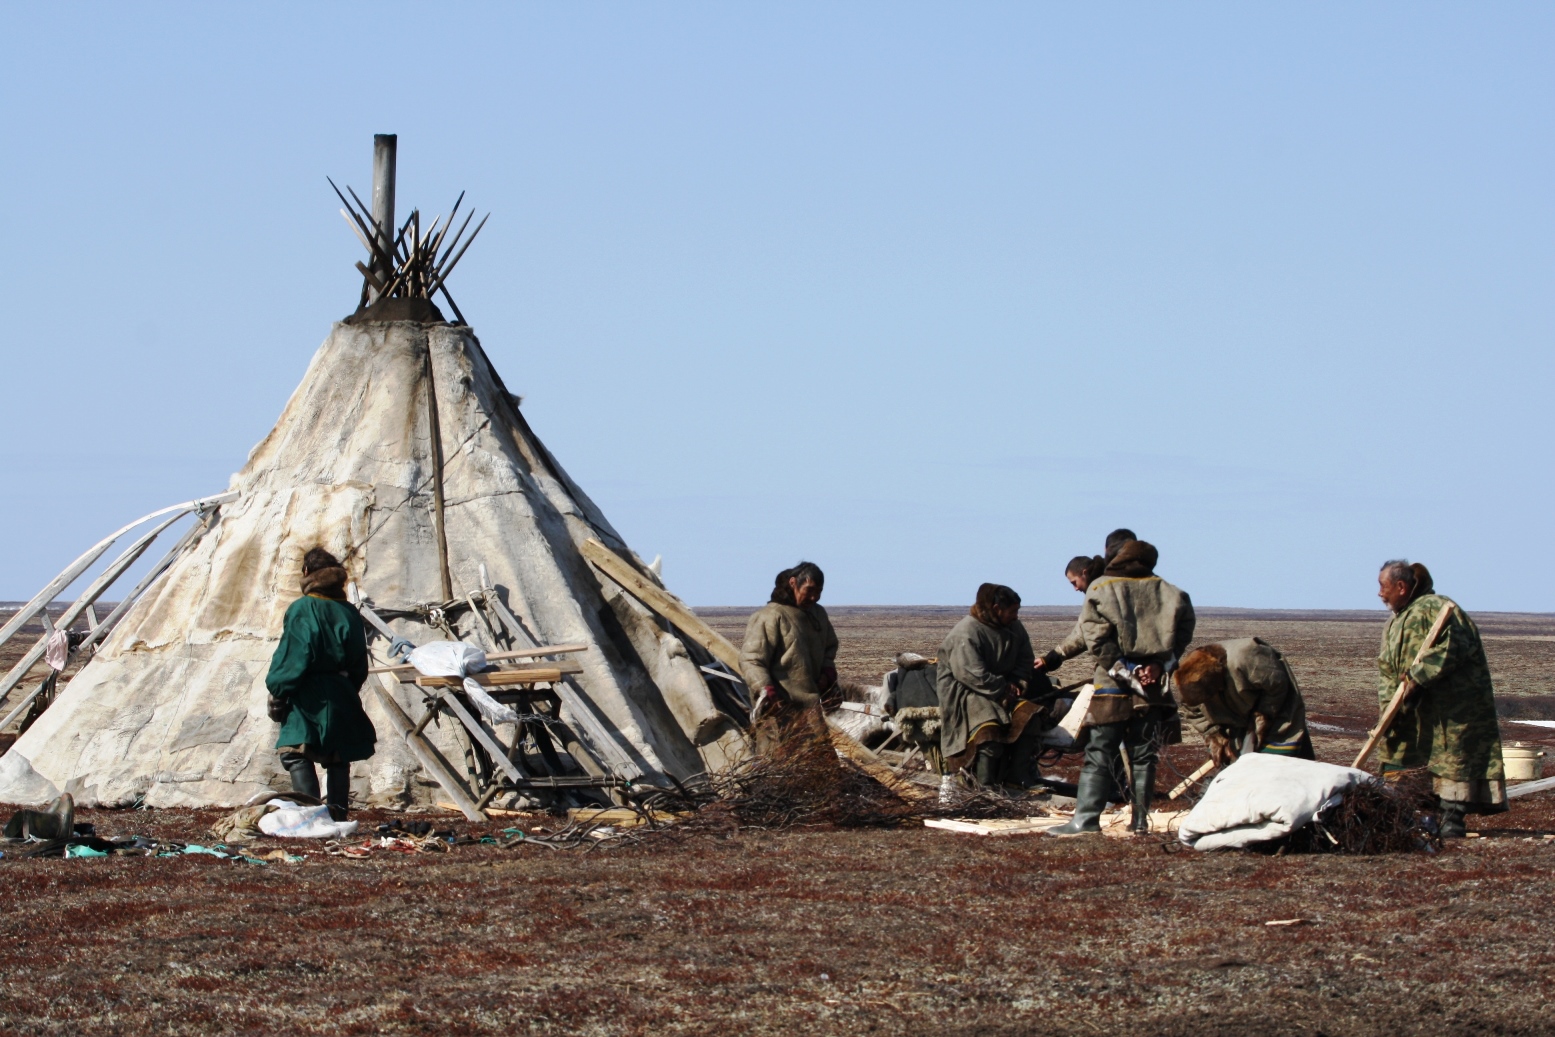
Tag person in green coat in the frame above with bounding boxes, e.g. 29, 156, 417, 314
1376, 560, 1506, 838
266, 547, 375, 820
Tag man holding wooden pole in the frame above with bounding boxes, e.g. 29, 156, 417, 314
1368, 560, 1506, 838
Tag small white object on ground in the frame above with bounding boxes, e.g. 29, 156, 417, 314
257, 799, 359, 839
1178, 753, 1373, 851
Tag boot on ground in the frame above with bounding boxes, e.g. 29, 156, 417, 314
325, 763, 351, 822
1050, 767, 1109, 836
1129, 761, 1156, 834
973, 742, 1005, 788
1439, 800, 1468, 839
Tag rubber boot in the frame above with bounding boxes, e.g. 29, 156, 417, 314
973, 743, 1004, 788
287, 758, 320, 800
1050, 766, 1109, 836
1006, 731, 1041, 790
4, 794, 75, 841
1129, 760, 1156, 834
1439, 800, 1467, 839
325, 764, 351, 822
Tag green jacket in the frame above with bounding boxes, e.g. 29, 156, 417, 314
1378, 593, 1502, 784
935, 615, 1037, 759
739, 602, 839, 708
1180, 638, 1309, 754
267, 594, 376, 763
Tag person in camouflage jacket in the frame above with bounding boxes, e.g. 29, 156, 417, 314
1376, 560, 1506, 837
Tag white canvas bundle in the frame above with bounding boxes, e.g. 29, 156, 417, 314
407, 641, 521, 726
257, 799, 359, 839
1177, 752, 1376, 851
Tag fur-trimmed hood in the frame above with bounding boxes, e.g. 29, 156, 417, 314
1104, 540, 1158, 578
301, 566, 349, 601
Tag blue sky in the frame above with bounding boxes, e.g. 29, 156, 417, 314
1, 4, 1550, 609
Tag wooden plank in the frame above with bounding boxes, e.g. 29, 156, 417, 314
580, 538, 741, 673
371, 673, 485, 821
1507, 775, 1555, 799
476, 576, 641, 781
365, 642, 588, 674
432, 687, 528, 785
1168, 759, 1216, 800
924, 817, 1069, 836
412, 664, 581, 688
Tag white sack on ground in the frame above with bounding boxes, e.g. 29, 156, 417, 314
0, 753, 60, 805
1178, 753, 1375, 851
258, 799, 359, 839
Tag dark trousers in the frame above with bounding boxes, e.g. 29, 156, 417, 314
1083, 712, 1165, 801
280, 751, 350, 812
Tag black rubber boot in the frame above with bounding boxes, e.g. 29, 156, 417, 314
1006, 731, 1041, 790
325, 764, 351, 822
973, 743, 1005, 788
1129, 760, 1156, 834
1439, 800, 1468, 839
1050, 765, 1109, 836
3, 794, 75, 841
286, 757, 320, 800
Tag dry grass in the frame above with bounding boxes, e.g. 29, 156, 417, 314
1, 607, 1553, 1035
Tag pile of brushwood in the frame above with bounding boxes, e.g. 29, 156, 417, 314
1282, 769, 1443, 855
645, 715, 1037, 833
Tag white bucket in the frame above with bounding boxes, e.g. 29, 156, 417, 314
1504, 743, 1546, 782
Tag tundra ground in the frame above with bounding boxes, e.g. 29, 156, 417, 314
0, 607, 1552, 1035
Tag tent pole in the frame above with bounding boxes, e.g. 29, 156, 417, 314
424, 338, 454, 601
369, 133, 396, 303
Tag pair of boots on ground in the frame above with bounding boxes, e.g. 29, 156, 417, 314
282, 752, 350, 822
2, 793, 76, 841
1050, 723, 1157, 836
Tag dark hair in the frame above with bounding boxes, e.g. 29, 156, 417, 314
1379, 559, 1416, 592
302, 547, 342, 574
1066, 555, 1106, 582
1104, 529, 1137, 559
770, 561, 825, 605
1174, 644, 1228, 707
971, 583, 1021, 625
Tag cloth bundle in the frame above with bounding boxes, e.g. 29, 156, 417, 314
407, 641, 521, 726
1178, 753, 1375, 851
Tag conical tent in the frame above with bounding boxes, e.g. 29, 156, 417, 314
0, 314, 750, 810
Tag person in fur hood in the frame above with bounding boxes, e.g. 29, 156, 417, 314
266, 547, 376, 820
1052, 538, 1195, 835
740, 562, 840, 728
935, 583, 1044, 788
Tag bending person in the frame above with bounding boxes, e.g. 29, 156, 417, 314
740, 562, 840, 726
1052, 539, 1194, 835
1376, 560, 1506, 838
266, 547, 376, 821
1174, 639, 1314, 767
936, 583, 1043, 788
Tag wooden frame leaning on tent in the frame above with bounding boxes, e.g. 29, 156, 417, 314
0, 491, 238, 735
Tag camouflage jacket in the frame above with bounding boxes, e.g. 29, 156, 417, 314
1378, 594, 1503, 782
